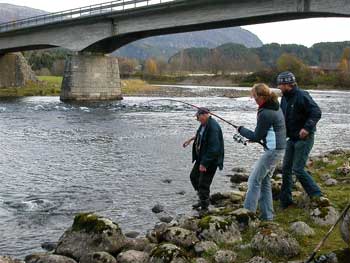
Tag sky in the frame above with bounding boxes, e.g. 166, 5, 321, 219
1, 0, 350, 47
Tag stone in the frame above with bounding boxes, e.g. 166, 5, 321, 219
230, 173, 249, 184
162, 227, 199, 248
311, 206, 339, 226
80, 252, 116, 263
231, 208, 255, 226
336, 164, 350, 177
210, 191, 245, 207
0, 52, 37, 88
238, 182, 248, 192
149, 243, 190, 263
116, 250, 150, 263
320, 174, 332, 181
245, 256, 272, 263
125, 231, 140, 238
340, 209, 350, 246
61, 53, 122, 102
194, 258, 209, 263
0, 256, 23, 263
25, 254, 76, 263
325, 178, 338, 186
213, 250, 237, 263
41, 242, 58, 251
159, 214, 174, 224
194, 241, 218, 255
152, 204, 165, 214
55, 213, 125, 261
178, 216, 200, 232
162, 179, 172, 184
251, 223, 300, 258
290, 221, 315, 236
198, 216, 242, 245
124, 237, 152, 252
176, 190, 186, 195
271, 179, 282, 200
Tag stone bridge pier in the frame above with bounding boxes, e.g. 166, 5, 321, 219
60, 52, 122, 102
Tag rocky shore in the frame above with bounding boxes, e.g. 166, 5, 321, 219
1, 150, 350, 263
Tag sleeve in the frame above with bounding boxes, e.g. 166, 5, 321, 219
238, 111, 271, 142
303, 92, 322, 132
200, 125, 221, 168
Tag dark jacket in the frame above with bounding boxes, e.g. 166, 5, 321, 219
280, 87, 322, 140
192, 117, 224, 170
239, 99, 286, 150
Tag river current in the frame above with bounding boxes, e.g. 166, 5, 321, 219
0, 87, 349, 257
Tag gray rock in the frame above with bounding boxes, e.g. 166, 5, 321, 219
232, 208, 255, 226
116, 250, 149, 263
251, 224, 300, 258
213, 250, 237, 263
230, 173, 249, 184
25, 254, 77, 263
79, 252, 116, 263
125, 231, 140, 238
210, 191, 245, 207
325, 178, 338, 186
238, 182, 248, 192
198, 216, 242, 245
0, 256, 23, 263
159, 214, 174, 224
162, 227, 199, 248
55, 213, 125, 261
162, 179, 172, 184
178, 216, 200, 232
290, 221, 315, 236
340, 209, 350, 246
152, 204, 165, 214
149, 243, 190, 263
194, 241, 218, 255
336, 165, 350, 177
41, 242, 58, 252
176, 190, 186, 195
194, 258, 209, 263
124, 237, 152, 252
311, 206, 339, 226
246, 256, 272, 263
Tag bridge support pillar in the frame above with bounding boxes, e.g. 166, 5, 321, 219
60, 52, 122, 102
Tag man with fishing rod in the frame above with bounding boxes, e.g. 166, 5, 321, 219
183, 108, 224, 213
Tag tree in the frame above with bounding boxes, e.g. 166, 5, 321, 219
338, 47, 350, 73
119, 57, 138, 77
144, 58, 159, 75
276, 53, 312, 84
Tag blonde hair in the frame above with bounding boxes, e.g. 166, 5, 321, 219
251, 83, 279, 104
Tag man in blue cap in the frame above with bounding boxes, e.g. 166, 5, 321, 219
183, 108, 224, 213
277, 71, 323, 209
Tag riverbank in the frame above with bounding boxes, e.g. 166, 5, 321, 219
2, 149, 349, 263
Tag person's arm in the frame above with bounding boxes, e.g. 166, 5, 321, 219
302, 92, 322, 134
238, 111, 270, 143
200, 126, 221, 169
183, 135, 196, 148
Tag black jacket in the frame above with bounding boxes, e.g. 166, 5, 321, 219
280, 87, 322, 140
192, 117, 224, 170
239, 99, 286, 150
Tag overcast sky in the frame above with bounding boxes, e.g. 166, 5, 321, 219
1, 0, 350, 47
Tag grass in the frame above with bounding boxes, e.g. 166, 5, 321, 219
121, 79, 161, 95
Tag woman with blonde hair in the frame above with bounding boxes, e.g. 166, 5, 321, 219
237, 83, 286, 221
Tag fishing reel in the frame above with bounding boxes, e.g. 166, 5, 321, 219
233, 133, 248, 146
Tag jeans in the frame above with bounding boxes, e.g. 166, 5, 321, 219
280, 133, 322, 208
244, 149, 284, 221
190, 162, 217, 208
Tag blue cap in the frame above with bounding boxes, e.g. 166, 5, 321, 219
277, 71, 296, 85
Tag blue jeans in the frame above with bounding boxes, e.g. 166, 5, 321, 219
280, 134, 322, 208
244, 149, 284, 221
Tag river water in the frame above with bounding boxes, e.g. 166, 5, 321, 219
0, 87, 349, 257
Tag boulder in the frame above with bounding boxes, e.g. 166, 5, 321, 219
245, 256, 271, 263
290, 221, 315, 236
340, 209, 350, 246
152, 204, 165, 214
162, 227, 199, 248
178, 216, 200, 233
116, 250, 150, 263
41, 242, 58, 252
124, 237, 152, 252
311, 206, 339, 226
210, 191, 245, 207
230, 173, 249, 184
198, 216, 242, 245
55, 213, 125, 261
25, 254, 76, 263
158, 214, 174, 224
0, 256, 23, 263
213, 250, 237, 263
251, 223, 300, 258
194, 241, 218, 255
231, 208, 256, 227
149, 243, 190, 263
80, 252, 116, 263
125, 231, 140, 238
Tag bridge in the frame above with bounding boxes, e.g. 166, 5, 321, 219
0, 0, 349, 101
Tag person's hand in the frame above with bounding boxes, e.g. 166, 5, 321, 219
199, 165, 207, 173
183, 140, 191, 148
299, 128, 309, 140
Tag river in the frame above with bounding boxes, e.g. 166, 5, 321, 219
0, 86, 349, 257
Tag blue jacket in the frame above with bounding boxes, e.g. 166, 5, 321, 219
239, 99, 286, 150
280, 87, 322, 140
192, 117, 224, 170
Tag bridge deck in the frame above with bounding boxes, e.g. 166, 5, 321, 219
0, 0, 176, 33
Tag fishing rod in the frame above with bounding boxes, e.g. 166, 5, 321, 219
147, 98, 253, 146
305, 202, 350, 263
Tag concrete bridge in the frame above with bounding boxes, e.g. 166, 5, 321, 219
0, 0, 349, 101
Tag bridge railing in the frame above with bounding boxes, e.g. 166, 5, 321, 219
0, 0, 175, 33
